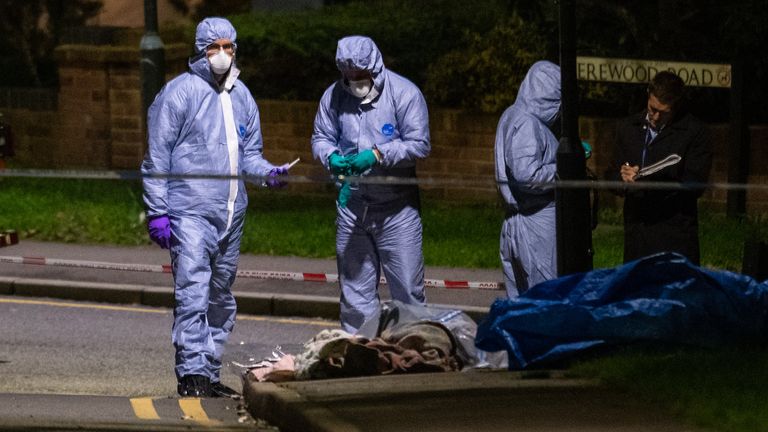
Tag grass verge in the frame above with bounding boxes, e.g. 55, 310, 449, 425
570, 346, 768, 432
0, 177, 759, 271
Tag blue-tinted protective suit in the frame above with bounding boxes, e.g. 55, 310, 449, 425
311, 36, 431, 333
494, 61, 560, 298
141, 17, 277, 381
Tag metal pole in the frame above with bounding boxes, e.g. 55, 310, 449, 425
726, 53, 747, 218
555, 0, 593, 275
140, 0, 165, 122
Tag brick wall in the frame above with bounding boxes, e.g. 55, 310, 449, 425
54, 43, 189, 169
256, 102, 503, 201
1, 40, 766, 211
0, 41, 189, 169
257, 100, 767, 210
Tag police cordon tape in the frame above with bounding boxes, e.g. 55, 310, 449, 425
1, 168, 765, 192
0, 255, 505, 291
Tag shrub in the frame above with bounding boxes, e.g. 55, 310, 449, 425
228, 0, 513, 102
424, 15, 548, 113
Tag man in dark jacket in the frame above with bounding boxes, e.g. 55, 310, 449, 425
608, 71, 712, 264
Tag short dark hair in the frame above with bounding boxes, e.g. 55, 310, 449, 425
648, 71, 685, 108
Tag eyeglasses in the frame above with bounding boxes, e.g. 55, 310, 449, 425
342, 69, 371, 81
206, 43, 234, 54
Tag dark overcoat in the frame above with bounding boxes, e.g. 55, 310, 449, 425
607, 111, 712, 264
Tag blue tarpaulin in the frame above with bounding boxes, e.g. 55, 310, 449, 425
475, 253, 768, 369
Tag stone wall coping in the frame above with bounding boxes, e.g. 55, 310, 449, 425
54, 43, 190, 65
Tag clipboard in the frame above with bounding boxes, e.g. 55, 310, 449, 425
636, 154, 681, 179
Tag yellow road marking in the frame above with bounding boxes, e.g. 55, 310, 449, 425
130, 397, 160, 420
0, 297, 333, 326
0, 298, 167, 314
179, 398, 219, 425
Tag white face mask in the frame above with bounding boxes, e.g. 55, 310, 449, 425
347, 78, 372, 98
209, 50, 233, 75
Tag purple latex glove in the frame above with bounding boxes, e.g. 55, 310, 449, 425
147, 215, 171, 249
266, 164, 290, 189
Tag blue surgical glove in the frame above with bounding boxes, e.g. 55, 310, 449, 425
266, 164, 290, 189
270, 163, 290, 176
147, 215, 171, 249
337, 182, 351, 208
328, 153, 350, 176
581, 140, 592, 160
347, 149, 378, 175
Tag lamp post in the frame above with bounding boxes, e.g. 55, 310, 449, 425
140, 0, 165, 121
555, 0, 593, 275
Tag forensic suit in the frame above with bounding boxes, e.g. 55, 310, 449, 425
494, 61, 561, 298
141, 18, 278, 388
311, 36, 431, 333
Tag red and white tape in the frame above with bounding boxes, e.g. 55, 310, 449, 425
0, 255, 172, 274
0, 255, 504, 291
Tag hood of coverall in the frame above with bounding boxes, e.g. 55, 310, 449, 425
514, 61, 561, 127
335, 36, 386, 93
188, 17, 239, 86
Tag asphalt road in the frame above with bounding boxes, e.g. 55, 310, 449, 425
0, 240, 506, 430
0, 294, 336, 430
0, 242, 705, 431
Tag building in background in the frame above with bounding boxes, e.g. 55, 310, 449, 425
87, 0, 199, 28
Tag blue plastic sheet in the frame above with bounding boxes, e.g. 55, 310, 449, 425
475, 253, 768, 369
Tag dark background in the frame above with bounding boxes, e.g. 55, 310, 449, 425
0, 0, 765, 122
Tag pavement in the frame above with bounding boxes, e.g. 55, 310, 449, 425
0, 240, 699, 431
0, 240, 502, 322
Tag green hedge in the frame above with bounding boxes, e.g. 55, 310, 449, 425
221, 1, 765, 120
424, 15, 547, 113
228, 0, 547, 112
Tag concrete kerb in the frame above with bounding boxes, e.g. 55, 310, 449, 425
0, 277, 13, 295
272, 293, 342, 320
243, 374, 361, 432
0, 276, 489, 322
12, 277, 144, 304
140, 286, 176, 309
0, 276, 337, 318
241, 371, 603, 432
231, 292, 274, 317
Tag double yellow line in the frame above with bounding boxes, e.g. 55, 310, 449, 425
129, 398, 162, 420
130, 397, 219, 425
